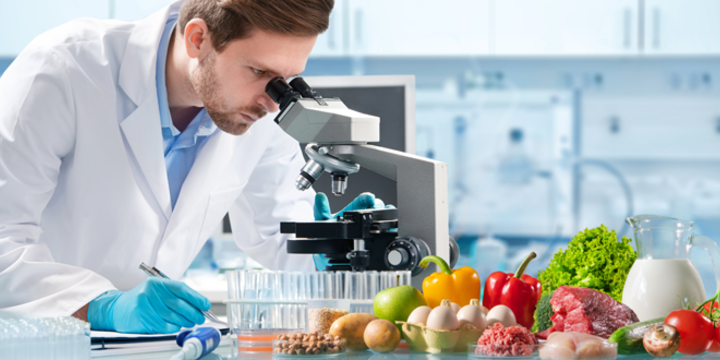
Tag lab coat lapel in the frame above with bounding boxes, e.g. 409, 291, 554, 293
117, 3, 178, 106
116, 2, 180, 220
154, 128, 244, 276
119, 95, 172, 219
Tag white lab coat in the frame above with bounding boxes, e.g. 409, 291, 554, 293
0, 2, 315, 318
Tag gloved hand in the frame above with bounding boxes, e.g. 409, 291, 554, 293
313, 192, 387, 220
313, 192, 393, 270
88, 277, 211, 334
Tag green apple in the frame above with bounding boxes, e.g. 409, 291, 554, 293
373, 285, 427, 324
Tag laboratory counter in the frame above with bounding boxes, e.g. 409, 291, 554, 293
96, 344, 720, 360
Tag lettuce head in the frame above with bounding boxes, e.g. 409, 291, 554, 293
537, 225, 637, 302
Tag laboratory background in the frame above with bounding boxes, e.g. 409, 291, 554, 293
3, 0, 720, 301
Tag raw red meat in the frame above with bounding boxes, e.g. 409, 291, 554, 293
540, 286, 639, 339
477, 323, 538, 357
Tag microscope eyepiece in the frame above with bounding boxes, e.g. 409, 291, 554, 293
289, 77, 319, 99
265, 77, 301, 110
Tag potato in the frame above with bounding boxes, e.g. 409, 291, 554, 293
328, 313, 378, 351
364, 319, 401, 353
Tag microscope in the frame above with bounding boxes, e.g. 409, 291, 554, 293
265, 77, 457, 283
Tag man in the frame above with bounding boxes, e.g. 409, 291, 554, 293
0, 0, 383, 333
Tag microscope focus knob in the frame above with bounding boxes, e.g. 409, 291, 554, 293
387, 248, 408, 266
385, 236, 431, 276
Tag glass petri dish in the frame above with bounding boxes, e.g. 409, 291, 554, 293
272, 338, 346, 357
234, 329, 305, 354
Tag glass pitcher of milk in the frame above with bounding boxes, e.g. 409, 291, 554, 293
623, 215, 720, 321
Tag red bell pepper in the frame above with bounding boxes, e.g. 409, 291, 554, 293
482, 252, 542, 329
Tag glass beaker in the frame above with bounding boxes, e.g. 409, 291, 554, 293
623, 215, 720, 321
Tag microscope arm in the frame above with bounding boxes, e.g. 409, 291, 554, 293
326, 144, 450, 265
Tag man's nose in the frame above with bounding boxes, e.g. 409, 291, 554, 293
258, 93, 279, 113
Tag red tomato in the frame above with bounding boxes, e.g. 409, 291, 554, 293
703, 301, 720, 352
712, 326, 720, 353
666, 309, 714, 355
709, 340, 720, 353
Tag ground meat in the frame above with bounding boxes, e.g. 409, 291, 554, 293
477, 323, 538, 357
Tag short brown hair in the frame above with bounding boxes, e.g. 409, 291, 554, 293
178, 0, 334, 52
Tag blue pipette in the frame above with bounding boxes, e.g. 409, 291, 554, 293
170, 327, 221, 360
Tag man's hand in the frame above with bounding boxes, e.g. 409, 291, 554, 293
87, 277, 210, 334
313, 192, 388, 220
312, 192, 393, 270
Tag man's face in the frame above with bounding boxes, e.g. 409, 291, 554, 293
191, 30, 317, 135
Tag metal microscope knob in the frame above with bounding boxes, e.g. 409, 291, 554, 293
384, 236, 431, 276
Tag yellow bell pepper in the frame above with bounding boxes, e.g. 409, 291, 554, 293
418, 255, 481, 308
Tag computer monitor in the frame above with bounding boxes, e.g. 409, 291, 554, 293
215, 75, 416, 238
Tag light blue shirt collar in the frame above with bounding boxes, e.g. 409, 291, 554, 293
156, 17, 217, 143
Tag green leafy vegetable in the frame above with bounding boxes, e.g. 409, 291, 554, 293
531, 291, 555, 333
537, 225, 636, 302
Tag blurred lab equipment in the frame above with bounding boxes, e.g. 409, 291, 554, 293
184, 239, 218, 278
575, 159, 634, 235
418, 90, 576, 238
414, 88, 639, 278
497, 128, 535, 185
471, 235, 508, 284
0, 316, 90, 360
171, 327, 221, 360
623, 215, 720, 321
139, 263, 226, 326
265, 76, 455, 286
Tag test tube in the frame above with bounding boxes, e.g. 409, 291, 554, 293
227, 270, 240, 299
379, 271, 392, 290
364, 271, 380, 299
291, 271, 306, 300
257, 271, 276, 300
308, 272, 321, 299
397, 271, 412, 286
322, 271, 336, 299
343, 271, 366, 300
333, 271, 345, 299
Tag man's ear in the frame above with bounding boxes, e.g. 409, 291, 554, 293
183, 19, 212, 60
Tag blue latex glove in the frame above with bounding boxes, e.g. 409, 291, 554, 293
313, 192, 387, 220
88, 277, 211, 334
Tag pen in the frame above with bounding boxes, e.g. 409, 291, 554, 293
139, 262, 227, 326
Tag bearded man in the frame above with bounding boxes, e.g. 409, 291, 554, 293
0, 0, 384, 333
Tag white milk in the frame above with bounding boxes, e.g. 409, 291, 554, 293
622, 259, 707, 321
